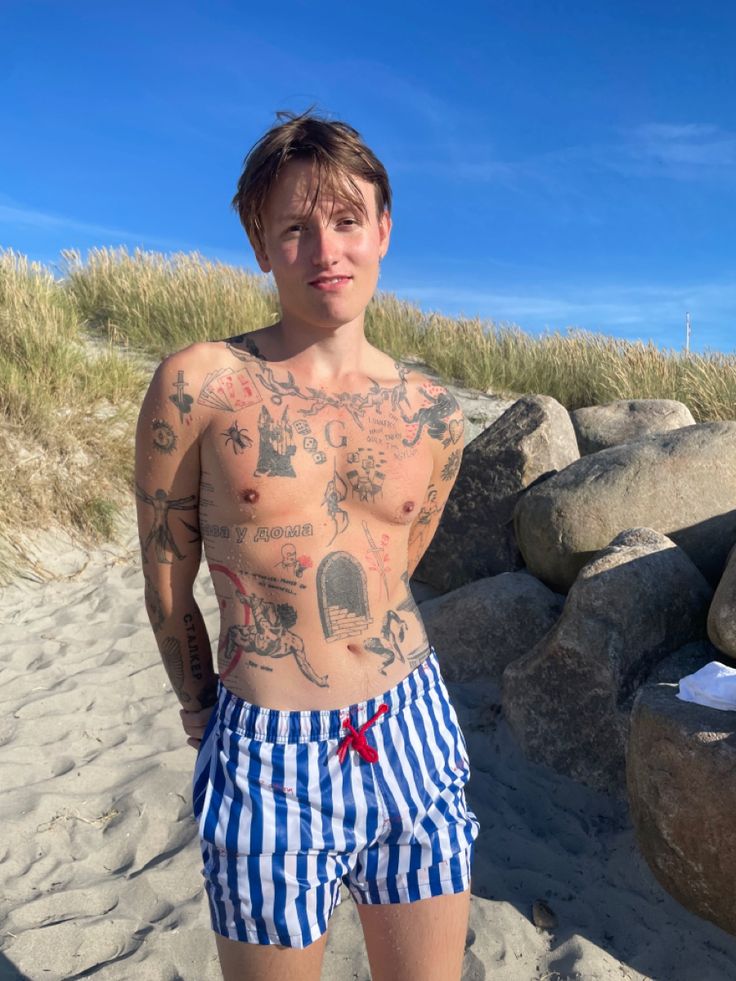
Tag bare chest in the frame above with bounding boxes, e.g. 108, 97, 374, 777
199, 394, 434, 534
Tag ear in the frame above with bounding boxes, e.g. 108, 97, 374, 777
253, 241, 272, 273
378, 209, 392, 258
256, 253, 272, 274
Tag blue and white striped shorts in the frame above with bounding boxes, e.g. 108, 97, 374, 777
192, 648, 480, 948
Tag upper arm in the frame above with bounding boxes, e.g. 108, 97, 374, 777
135, 347, 206, 603
406, 385, 464, 576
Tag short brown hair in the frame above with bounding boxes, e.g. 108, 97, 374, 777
231, 106, 392, 256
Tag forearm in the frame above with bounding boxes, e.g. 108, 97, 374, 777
147, 594, 218, 710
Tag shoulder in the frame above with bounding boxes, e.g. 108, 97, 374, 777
155, 339, 227, 380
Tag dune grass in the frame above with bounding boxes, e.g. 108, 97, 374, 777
2, 244, 736, 580
0, 249, 146, 582
61, 247, 280, 358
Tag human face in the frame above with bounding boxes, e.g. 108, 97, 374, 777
254, 159, 391, 334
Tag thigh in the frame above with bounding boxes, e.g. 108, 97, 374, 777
357, 888, 471, 981
215, 929, 329, 981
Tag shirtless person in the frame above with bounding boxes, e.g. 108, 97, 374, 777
135, 108, 479, 981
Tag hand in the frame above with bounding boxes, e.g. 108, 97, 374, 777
180, 704, 216, 750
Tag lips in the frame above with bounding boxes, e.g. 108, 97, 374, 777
309, 275, 352, 285
309, 276, 352, 292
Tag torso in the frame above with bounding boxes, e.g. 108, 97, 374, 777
196, 333, 444, 709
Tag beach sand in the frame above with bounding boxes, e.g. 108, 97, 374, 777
3, 514, 736, 981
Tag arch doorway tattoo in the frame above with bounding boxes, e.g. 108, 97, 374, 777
317, 551, 373, 641
136, 485, 197, 563
210, 563, 328, 688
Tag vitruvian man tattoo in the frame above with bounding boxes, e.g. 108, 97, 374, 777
136, 485, 198, 563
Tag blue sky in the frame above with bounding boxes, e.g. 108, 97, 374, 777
3, 0, 735, 353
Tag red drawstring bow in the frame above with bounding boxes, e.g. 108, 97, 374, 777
337, 703, 389, 763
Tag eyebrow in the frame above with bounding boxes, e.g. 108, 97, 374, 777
278, 204, 360, 222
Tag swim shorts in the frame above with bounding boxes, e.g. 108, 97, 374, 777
192, 647, 480, 948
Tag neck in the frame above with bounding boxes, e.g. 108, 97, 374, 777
265, 315, 371, 380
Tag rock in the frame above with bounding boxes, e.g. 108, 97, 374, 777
502, 528, 713, 795
420, 571, 563, 683
707, 542, 736, 657
627, 641, 736, 937
513, 421, 736, 592
415, 395, 579, 593
531, 899, 558, 931
451, 388, 516, 445
571, 399, 695, 455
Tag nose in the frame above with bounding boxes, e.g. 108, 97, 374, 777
310, 223, 340, 269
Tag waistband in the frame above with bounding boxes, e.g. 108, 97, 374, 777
213, 647, 443, 744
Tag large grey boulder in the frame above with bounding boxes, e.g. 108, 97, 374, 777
415, 395, 579, 593
513, 421, 736, 592
707, 542, 736, 657
571, 399, 695, 455
421, 571, 563, 683
627, 641, 736, 937
502, 528, 713, 795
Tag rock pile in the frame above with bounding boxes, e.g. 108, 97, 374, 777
414, 388, 736, 937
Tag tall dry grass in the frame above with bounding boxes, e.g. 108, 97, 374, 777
62, 247, 736, 419
2, 244, 736, 581
62, 247, 280, 358
0, 249, 146, 582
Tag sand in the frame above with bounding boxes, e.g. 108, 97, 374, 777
3, 513, 736, 981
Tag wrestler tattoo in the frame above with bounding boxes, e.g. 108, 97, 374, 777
316, 551, 373, 641
441, 448, 462, 482
222, 420, 253, 454
212, 563, 327, 687
363, 521, 390, 600
401, 386, 460, 446
151, 419, 177, 455
169, 370, 194, 424
160, 635, 190, 702
322, 462, 349, 544
136, 484, 198, 563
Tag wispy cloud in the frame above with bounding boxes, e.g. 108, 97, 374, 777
0, 200, 253, 268
603, 122, 736, 180
388, 120, 736, 195
390, 277, 736, 351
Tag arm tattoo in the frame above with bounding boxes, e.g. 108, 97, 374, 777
161, 635, 190, 702
136, 484, 198, 563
